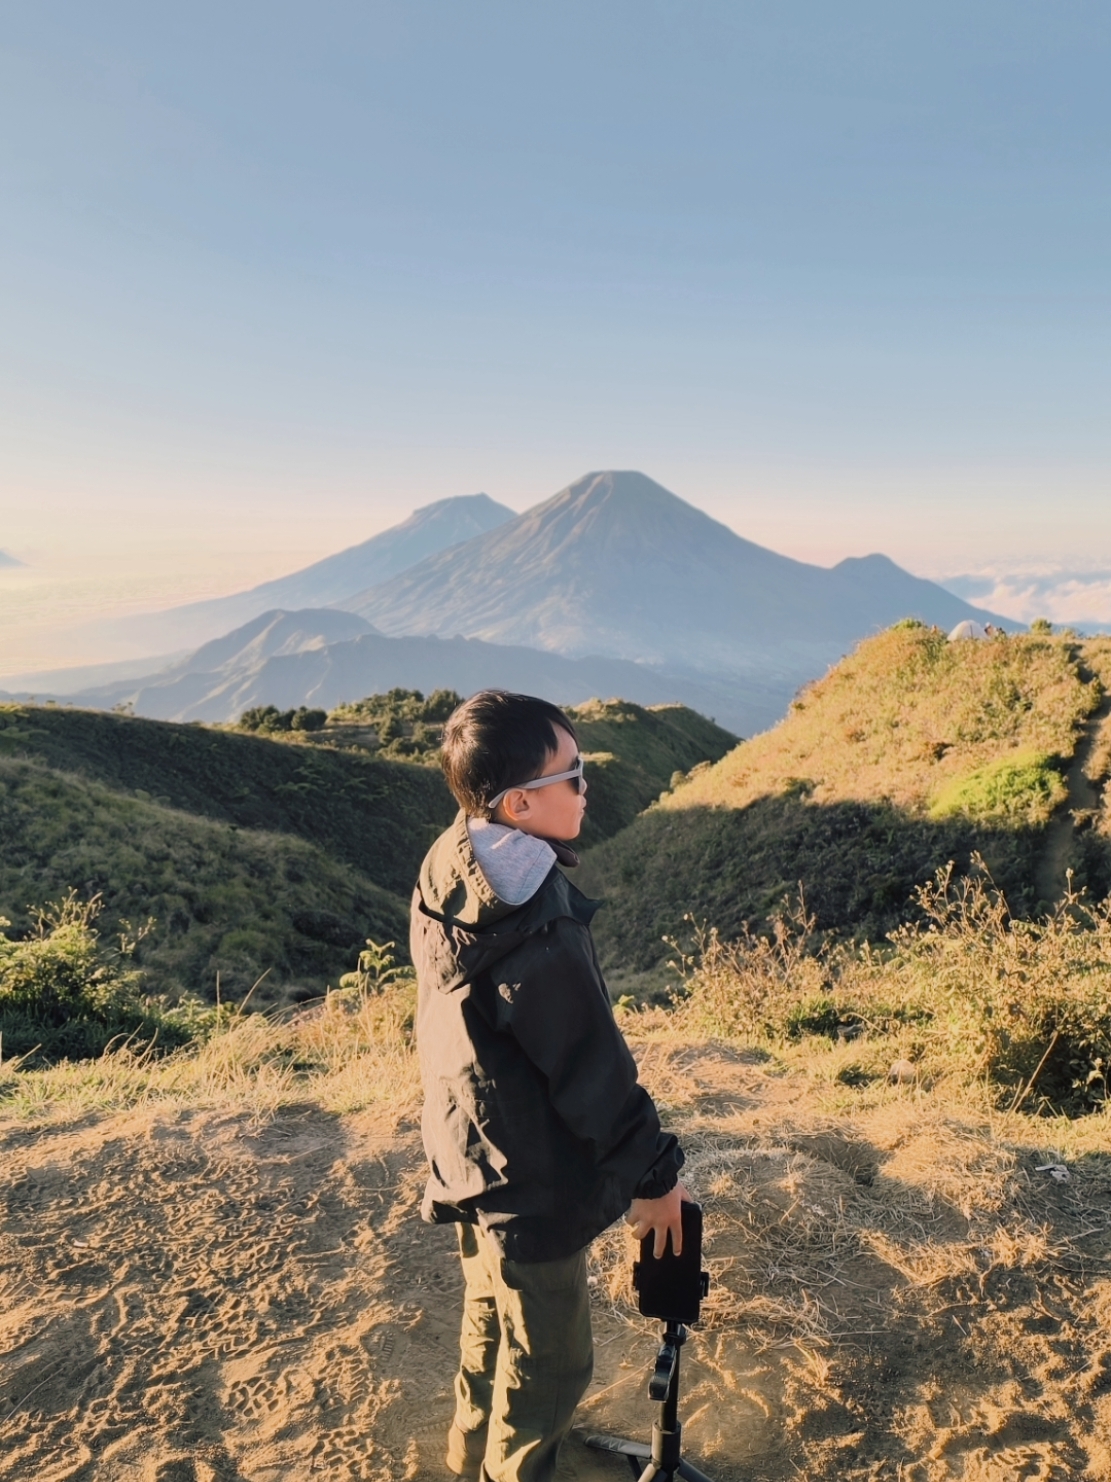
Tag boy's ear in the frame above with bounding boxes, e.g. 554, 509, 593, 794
497, 788, 532, 826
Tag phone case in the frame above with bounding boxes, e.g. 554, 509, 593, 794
633, 1201, 710, 1323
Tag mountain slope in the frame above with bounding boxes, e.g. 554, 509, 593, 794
99, 493, 515, 655
343, 471, 1014, 685
41, 613, 778, 734
579, 626, 1111, 972
0, 703, 454, 898
0, 694, 739, 1003
0, 755, 409, 1006
567, 700, 736, 849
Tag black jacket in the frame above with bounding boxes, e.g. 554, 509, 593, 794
411, 813, 683, 1262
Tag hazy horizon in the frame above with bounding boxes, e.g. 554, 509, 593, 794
5, 470, 1111, 679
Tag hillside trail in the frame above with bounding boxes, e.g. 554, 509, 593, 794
2, 1044, 1111, 1481
1035, 684, 1111, 909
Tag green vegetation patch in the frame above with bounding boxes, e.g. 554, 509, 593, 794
317, 688, 461, 760
930, 751, 1067, 826
0, 757, 407, 1004
0, 893, 206, 1064
238, 705, 328, 734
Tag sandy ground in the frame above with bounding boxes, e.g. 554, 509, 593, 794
3, 1045, 1111, 1481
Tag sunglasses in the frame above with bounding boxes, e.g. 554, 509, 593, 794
487, 756, 585, 810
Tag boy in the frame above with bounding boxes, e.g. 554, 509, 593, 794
411, 690, 688, 1482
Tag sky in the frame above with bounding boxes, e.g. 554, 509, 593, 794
2, 2, 1110, 671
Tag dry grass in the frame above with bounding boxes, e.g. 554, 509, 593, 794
665, 859, 1111, 1116
579, 1026, 1111, 1477
0, 979, 421, 1127
4, 851, 1111, 1477
661, 627, 1099, 819
3, 963, 1111, 1477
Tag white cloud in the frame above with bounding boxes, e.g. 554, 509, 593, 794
940, 565, 1111, 631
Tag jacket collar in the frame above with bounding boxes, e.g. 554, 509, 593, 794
419, 812, 582, 929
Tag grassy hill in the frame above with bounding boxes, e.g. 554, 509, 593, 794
566, 699, 737, 848
582, 626, 1111, 973
244, 691, 737, 849
0, 704, 454, 896
0, 696, 734, 1023
0, 756, 409, 1009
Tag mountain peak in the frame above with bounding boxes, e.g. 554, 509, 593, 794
410, 492, 511, 521
534, 469, 723, 526
101, 493, 516, 657
343, 471, 1014, 677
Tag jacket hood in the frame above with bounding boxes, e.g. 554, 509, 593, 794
413, 812, 598, 994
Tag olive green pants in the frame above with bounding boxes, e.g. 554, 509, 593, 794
453, 1223, 594, 1482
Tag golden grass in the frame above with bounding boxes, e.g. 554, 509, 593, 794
0, 980, 421, 1127
666, 860, 1111, 1115
3, 956, 1111, 1477
659, 628, 1098, 820
591, 1023, 1111, 1361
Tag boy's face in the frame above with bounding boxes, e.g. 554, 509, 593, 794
493, 725, 587, 840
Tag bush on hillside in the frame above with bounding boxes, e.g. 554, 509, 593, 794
929, 751, 1068, 825
671, 858, 1111, 1116
239, 705, 327, 733
0, 893, 201, 1065
326, 689, 462, 760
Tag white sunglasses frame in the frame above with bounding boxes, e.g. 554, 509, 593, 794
486, 756, 585, 811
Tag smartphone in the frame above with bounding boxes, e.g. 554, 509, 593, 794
633, 1201, 710, 1324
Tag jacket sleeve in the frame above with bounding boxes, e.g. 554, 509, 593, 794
499, 919, 684, 1203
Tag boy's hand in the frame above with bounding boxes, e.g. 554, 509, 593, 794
625, 1180, 692, 1259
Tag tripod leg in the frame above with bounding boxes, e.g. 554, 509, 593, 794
676, 1460, 716, 1482
583, 1434, 652, 1465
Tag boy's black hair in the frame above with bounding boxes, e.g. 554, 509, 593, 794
440, 690, 578, 817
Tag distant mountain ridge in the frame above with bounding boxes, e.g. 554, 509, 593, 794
99, 493, 515, 655
36, 608, 776, 733
6, 471, 1019, 736
341, 472, 1014, 686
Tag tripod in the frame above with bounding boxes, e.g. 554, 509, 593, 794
584, 1318, 716, 1482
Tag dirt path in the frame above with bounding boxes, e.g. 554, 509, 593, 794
1036, 687, 1111, 908
2, 1049, 1111, 1480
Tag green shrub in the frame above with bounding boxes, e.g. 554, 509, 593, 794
929, 751, 1066, 826
0, 893, 200, 1064
328, 689, 463, 760
239, 705, 327, 733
